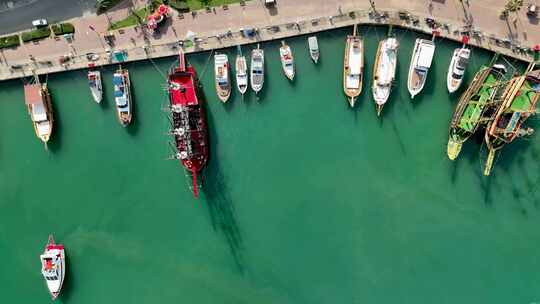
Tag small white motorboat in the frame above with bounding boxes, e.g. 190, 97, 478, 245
308, 36, 319, 63
214, 53, 231, 103
88, 70, 103, 103
40, 235, 66, 300
235, 46, 248, 95
279, 41, 295, 81
250, 44, 264, 94
447, 47, 470, 93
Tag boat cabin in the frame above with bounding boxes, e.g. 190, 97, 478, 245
113, 75, 128, 108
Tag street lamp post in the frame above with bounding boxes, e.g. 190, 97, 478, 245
89, 25, 106, 50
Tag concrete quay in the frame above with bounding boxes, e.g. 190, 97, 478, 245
0, 0, 539, 82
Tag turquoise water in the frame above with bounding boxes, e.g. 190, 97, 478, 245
0, 26, 539, 303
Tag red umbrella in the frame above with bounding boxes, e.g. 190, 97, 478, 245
462, 35, 470, 45
533, 44, 540, 51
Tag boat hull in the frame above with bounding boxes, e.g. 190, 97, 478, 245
343, 33, 363, 107
235, 55, 248, 95
407, 39, 435, 100
308, 36, 319, 64
215, 54, 231, 103
250, 48, 264, 94
88, 71, 103, 103
372, 38, 398, 116
40, 235, 65, 300
168, 52, 209, 197
25, 82, 54, 144
280, 43, 295, 81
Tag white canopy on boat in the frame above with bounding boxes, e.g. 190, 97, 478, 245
308, 36, 318, 50
349, 48, 362, 75
32, 103, 47, 122
417, 42, 435, 69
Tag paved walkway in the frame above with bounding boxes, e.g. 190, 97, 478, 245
0, 0, 539, 81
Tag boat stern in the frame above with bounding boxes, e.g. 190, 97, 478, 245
376, 104, 383, 117
447, 137, 463, 160
348, 97, 355, 107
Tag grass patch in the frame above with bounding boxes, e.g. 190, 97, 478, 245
0, 34, 20, 49
184, 0, 243, 10
51, 23, 75, 36
21, 27, 51, 43
96, 0, 125, 14
109, 7, 151, 30
108, 0, 246, 30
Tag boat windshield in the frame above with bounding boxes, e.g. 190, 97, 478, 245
46, 276, 58, 281
452, 72, 464, 79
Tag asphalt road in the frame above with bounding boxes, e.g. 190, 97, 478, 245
0, 0, 97, 35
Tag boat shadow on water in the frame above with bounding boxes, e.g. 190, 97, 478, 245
59, 254, 75, 302
46, 90, 62, 154
201, 93, 245, 274
126, 83, 140, 136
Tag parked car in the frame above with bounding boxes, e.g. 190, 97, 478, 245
32, 19, 48, 27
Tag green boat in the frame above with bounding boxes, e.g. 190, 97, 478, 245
447, 64, 507, 160
483, 68, 540, 175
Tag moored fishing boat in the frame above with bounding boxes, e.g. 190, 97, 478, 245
343, 24, 363, 107
24, 75, 53, 144
40, 235, 65, 300
113, 68, 132, 126
483, 68, 540, 175
168, 50, 209, 197
88, 70, 102, 103
214, 53, 231, 102
308, 36, 319, 63
250, 44, 264, 94
279, 41, 295, 80
447, 64, 507, 160
447, 46, 470, 93
372, 37, 399, 116
235, 46, 248, 95
407, 38, 435, 99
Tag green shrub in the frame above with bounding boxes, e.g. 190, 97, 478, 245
0, 35, 20, 49
96, 0, 124, 14
21, 27, 51, 43
51, 23, 75, 36
169, 0, 190, 12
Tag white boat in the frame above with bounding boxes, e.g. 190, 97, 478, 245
407, 38, 435, 99
235, 46, 248, 95
113, 68, 132, 126
214, 53, 231, 102
88, 70, 102, 103
279, 41, 295, 80
24, 77, 53, 144
40, 235, 66, 300
372, 37, 399, 116
447, 47, 470, 93
343, 24, 363, 107
308, 36, 319, 63
250, 45, 264, 94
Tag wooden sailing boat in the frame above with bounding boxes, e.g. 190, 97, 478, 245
343, 24, 363, 107
372, 34, 399, 116
446, 61, 507, 160
483, 64, 540, 175
24, 73, 54, 145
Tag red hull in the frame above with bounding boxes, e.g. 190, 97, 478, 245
168, 52, 209, 197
